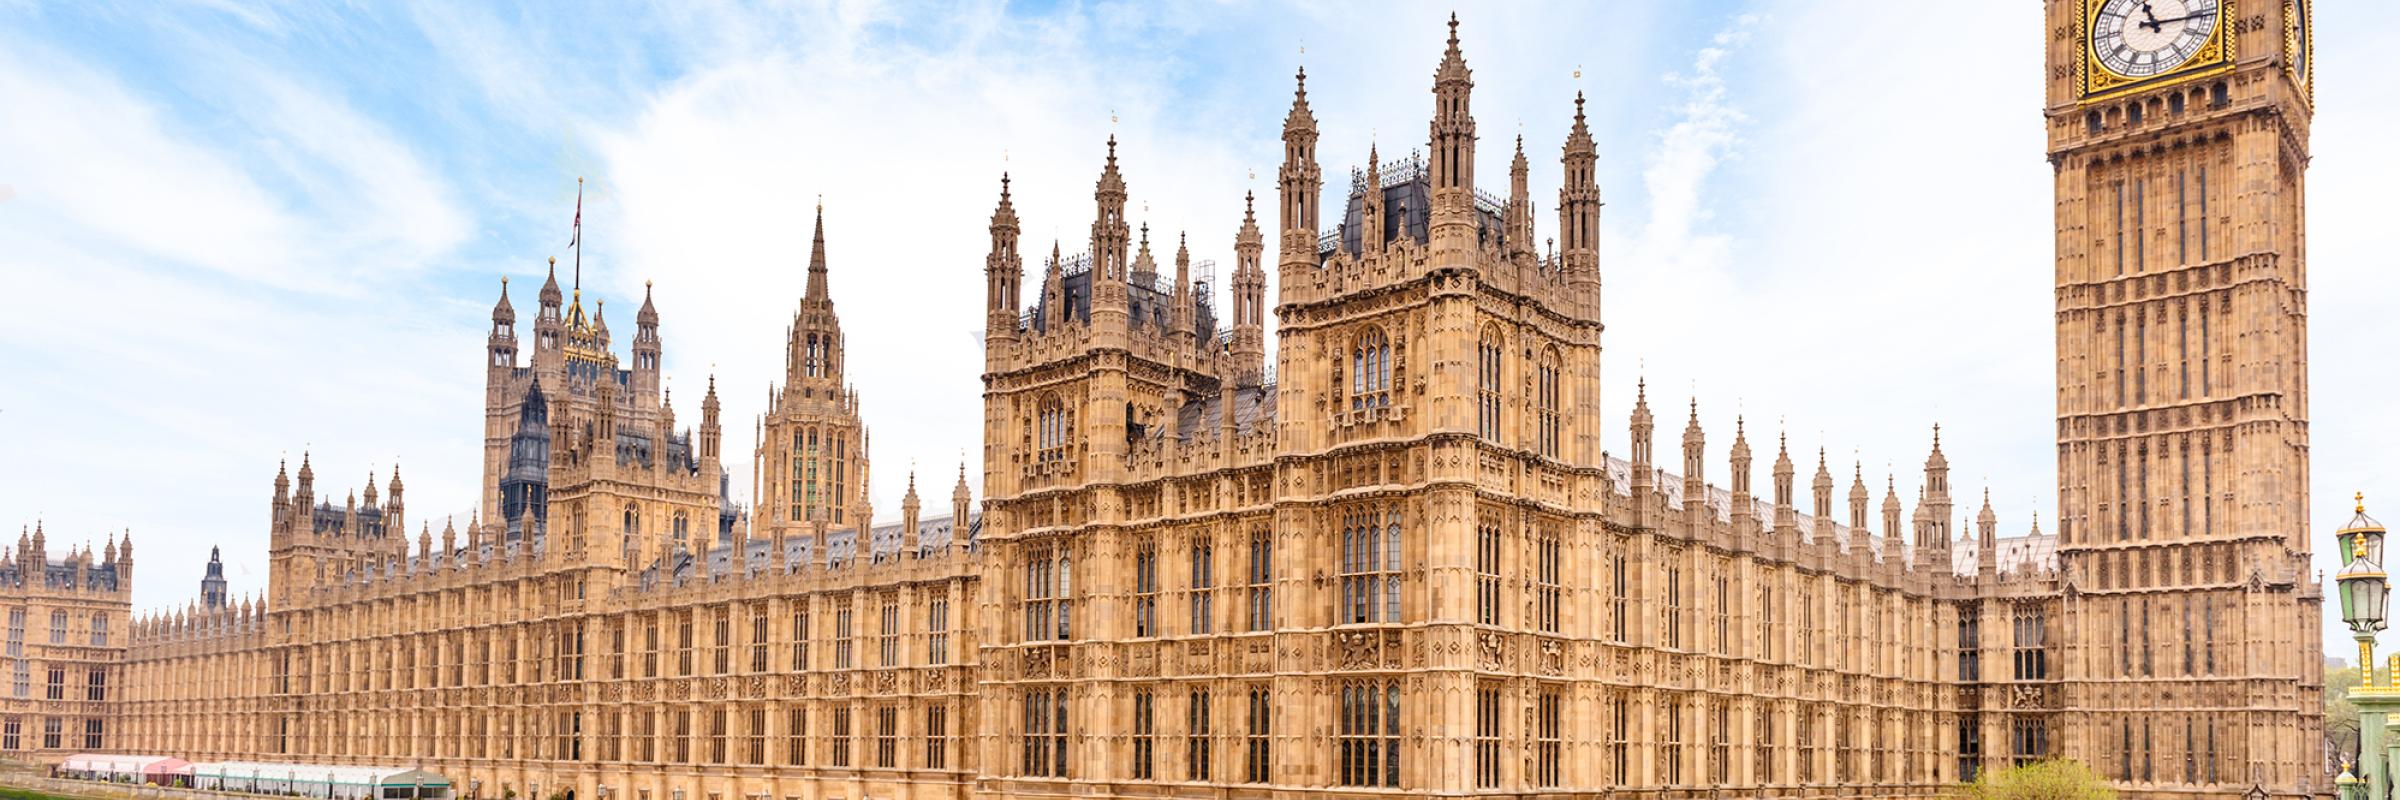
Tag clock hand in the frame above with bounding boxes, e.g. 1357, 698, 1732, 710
2139, 2, 2164, 32
2148, 10, 2217, 26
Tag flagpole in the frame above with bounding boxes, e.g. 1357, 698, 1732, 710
572, 177, 584, 293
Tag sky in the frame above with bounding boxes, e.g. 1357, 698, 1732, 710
1, 0, 2395, 658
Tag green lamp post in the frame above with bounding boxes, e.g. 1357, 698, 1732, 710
2340, 495, 2391, 799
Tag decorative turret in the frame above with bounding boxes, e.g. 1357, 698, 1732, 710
1360, 141, 1386, 256
1558, 91, 1602, 318
1681, 400, 1705, 503
901, 470, 922, 552
1628, 378, 1655, 489
489, 277, 518, 376
1977, 488, 1999, 580
1230, 192, 1268, 387
1771, 432, 1796, 532
1728, 417, 1756, 532
1278, 66, 1322, 294
1918, 425, 1954, 572
700, 374, 722, 466
1882, 474, 1905, 544
633, 281, 662, 399
1507, 134, 1534, 261
1849, 463, 1871, 554
986, 173, 1023, 344
535, 258, 565, 373
1427, 13, 1478, 257
1092, 136, 1132, 286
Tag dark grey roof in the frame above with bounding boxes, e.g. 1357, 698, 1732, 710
1175, 384, 1278, 439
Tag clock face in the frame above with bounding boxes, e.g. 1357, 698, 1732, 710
2292, 0, 2311, 84
2092, 0, 2222, 79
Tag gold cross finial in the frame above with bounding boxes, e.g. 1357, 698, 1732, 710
2360, 491, 2368, 513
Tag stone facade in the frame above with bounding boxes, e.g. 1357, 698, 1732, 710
0, 526, 132, 757
2042, 0, 2326, 795
83, 9, 2325, 800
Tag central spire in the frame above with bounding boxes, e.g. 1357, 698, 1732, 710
806, 200, 831, 302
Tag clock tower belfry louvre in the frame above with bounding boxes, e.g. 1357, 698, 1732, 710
2045, 0, 2322, 796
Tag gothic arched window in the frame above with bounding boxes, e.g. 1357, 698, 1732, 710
1337, 506, 1403, 624
1348, 329, 1393, 412
1535, 346, 1562, 458
1477, 327, 1503, 441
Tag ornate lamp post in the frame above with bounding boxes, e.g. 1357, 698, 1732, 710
2341, 495, 2392, 800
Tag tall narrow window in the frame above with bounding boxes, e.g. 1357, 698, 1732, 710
1246, 687, 1272, 783
1189, 538, 1215, 635
1535, 688, 1562, 787
875, 705, 898, 768
1024, 547, 1072, 641
1535, 527, 1561, 633
1246, 527, 1273, 631
1477, 329, 1503, 441
749, 605, 768, 673
1536, 349, 1561, 457
790, 600, 811, 671
1338, 507, 1403, 624
1021, 688, 1068, 777
834, 599, 854, 669
1348, 329, 1393, 411
831, 705, 852, 768
1664, 561, 1684, 650
1131, 691, 1156, 780
1476, 524, 1501, 626
924, 704, 948, 770
2013, 609, 2048, 680
1959, 607, 1982, 682
1475, 685, 1502, 788
866, 595, 898, 667
1133, 538, 1158, 637
1610, 551, 1629, 643
927, 596, 950, 665
1661, 695, 1684, 785
786, 708, 807, 766
1186, 688, 1213, 781
1337, 680, 1401, 787
1610, 694, 1630, 783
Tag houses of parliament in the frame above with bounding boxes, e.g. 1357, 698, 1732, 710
4, 4, 2327, 799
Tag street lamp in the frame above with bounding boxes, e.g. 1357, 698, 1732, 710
2340, 494, 2391, 677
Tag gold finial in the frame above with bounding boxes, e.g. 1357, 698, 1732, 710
1574, 64, 1583, 81
2357, 536, 2370, 562
502, 275, 509, 286
645, 279, 653, 289
578, 176, 584, 186
549, 256, 556, 267
2360, 491, 2368, 514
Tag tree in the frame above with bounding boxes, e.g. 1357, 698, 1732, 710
2331, 661, 2364, 768
1967, 759, 2116, 800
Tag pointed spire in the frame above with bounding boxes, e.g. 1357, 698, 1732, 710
637, 280, 658, 325
540, 258, 563, 308
493, 276, 516, 324
806, 201, 831, 302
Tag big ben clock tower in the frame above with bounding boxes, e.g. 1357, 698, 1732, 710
2044, 0, 2321, 796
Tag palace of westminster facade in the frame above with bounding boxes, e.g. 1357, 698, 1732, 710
6, 4, 2329, 799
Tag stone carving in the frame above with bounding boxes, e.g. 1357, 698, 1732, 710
1337, 630, 1378, 670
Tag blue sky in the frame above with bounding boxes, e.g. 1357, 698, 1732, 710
3, 1, 2396, 658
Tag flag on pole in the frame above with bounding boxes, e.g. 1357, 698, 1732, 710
569, 177, 584, 290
